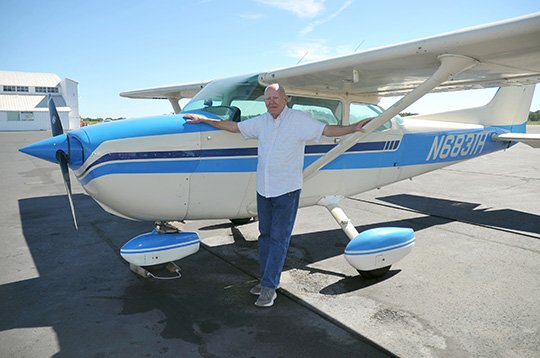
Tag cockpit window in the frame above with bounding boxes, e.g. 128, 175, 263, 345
290, 96, 342, 125
184, 74, 267, 121
187, 75, 404, 130
350, 102, 403, 131
184, 75, 345, 124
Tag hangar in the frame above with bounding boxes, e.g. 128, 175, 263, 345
0, 70, 80, 131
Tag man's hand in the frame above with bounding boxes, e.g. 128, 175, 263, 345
354, 117, 373, 132
183, 113, 207, 123
183, 113, 240, 133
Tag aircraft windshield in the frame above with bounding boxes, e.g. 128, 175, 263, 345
184, 74, 402, 128
184, 74, 266, 121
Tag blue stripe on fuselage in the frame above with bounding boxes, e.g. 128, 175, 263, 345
78, 125, 513, 186
78, 147, 259, 178
78, 141, 394, 185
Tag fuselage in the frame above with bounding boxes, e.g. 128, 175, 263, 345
20, 75, 524, 222
65, 113, 514, 221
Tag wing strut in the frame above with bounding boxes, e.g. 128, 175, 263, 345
168, 97, 181, 114
303, 54, 478, 181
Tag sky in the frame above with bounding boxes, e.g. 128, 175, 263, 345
1, 0, 539, 118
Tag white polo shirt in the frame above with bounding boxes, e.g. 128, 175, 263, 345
238, 106, 326, 198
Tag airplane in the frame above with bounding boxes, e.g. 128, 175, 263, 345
20, 13, 540, 280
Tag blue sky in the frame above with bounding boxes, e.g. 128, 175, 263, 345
1, 0, 539, 118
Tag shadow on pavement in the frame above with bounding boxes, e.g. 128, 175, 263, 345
377, 194, 540, 236
1, 193, 393, 357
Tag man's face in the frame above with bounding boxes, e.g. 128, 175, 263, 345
264, 86, 288, 119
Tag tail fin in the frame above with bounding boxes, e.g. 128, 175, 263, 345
411, 85, 535, 132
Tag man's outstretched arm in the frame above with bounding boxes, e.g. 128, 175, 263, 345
183, 113, 240, 133
322, 118, 372, 137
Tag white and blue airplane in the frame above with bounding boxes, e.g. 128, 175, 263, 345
20, 14, 540, 279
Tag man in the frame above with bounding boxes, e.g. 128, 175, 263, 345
184, 83, 370, 307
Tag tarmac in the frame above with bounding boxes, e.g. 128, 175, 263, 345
1, 128, 539, 357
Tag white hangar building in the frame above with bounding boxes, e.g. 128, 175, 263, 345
0, 70, 80, 131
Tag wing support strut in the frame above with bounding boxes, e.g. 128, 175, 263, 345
168, 97, 181, 114
303, 54, 478, 181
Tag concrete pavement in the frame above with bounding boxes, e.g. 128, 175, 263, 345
2, 127, 539, 357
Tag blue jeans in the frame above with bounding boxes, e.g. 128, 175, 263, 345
256, 189, 301, 289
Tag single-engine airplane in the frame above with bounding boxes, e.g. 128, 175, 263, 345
20, 13, 540, 279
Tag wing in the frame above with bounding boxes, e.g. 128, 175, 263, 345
120, 14, 540, 103
120, 81, 210, 100
259, 13, 540, 100
283, 13, 540, 180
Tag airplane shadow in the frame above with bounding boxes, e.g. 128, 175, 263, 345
4, 194, 384, 356
375, 194, 540, 237
1, 194, 153, 355
7, 191, 537, 354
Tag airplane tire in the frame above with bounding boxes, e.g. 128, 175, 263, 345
229, 218, 252, 225
357, 265, 391, 279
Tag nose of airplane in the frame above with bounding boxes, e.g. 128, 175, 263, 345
19, 134, 69, 164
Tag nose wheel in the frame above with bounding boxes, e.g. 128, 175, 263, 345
129, 262, 182, 280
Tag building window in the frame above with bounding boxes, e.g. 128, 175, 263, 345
7, 112, 20, 121
20, 112, 34, 121
7, 111, 34, 121
35, 86, 58, 93
3, 85, 30, 92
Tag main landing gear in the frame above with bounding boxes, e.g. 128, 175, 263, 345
318, 196, 415, 279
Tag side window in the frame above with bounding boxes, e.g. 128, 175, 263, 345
290, 96, 342, 125
230, 99, 267, 121
292, 104, 338, 124
349, 102, 391, 131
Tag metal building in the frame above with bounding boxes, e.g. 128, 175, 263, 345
0, 70, 80, 131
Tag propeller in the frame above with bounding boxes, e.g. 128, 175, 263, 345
48, 95, 79, 230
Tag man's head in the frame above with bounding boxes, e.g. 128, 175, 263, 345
264, 83, 288, 119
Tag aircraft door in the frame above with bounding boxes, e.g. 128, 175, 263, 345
187, 129, 257, 219
349, 103, 404, 190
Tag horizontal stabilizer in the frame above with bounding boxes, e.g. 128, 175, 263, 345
492, 133, 540, 148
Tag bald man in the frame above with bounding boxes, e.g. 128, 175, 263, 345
185, 83, 370, 307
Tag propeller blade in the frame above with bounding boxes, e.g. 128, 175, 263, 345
47, 94, 77, 229
57, 150, 78, 230
48, 94, 64, 137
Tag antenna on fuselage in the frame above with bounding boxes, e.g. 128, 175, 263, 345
297, 51, 309, 65
354, 40, 365, 52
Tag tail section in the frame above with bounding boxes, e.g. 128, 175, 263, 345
411, 85, 535, 132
